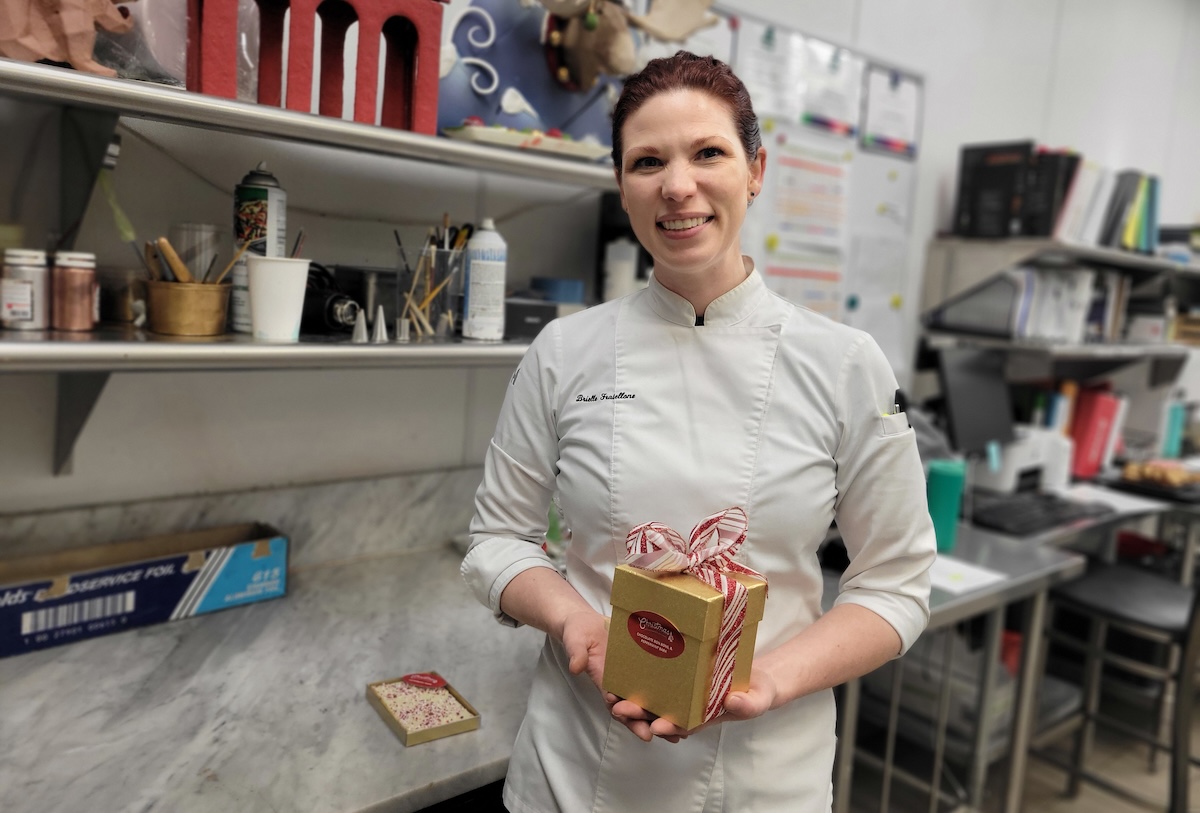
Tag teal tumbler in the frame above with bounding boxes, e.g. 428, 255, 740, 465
926, 459, 966, 553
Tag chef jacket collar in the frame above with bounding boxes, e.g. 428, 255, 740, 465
646, 256, 767, 327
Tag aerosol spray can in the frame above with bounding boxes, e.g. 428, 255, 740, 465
462, 218, 506, 341
230, 162, 287, 333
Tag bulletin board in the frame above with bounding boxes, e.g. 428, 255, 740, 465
687, 6, 925, 378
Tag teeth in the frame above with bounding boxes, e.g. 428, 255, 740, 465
660, 217, 708, 230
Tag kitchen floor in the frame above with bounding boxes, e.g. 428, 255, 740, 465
845, 690, 1200, 813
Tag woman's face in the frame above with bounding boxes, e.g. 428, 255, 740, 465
617, 89, 764, 294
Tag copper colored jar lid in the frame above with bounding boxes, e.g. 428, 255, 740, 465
53, 251, 96, 269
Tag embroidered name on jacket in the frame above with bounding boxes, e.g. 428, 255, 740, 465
575, 391, 636, 402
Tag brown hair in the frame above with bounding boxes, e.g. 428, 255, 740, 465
611, 51, 761, 175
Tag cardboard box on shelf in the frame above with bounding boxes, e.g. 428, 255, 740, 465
366, 672, 480, 746
504, 298, 586, 340
0, 523, 288, 659
602, 564, 767, 731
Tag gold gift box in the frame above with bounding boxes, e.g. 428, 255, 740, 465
602, 564, 767, 731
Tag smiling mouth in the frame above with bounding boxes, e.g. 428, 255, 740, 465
658, 216, 713, 231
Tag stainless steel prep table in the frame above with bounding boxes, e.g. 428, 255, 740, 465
830, 488, 1172, 813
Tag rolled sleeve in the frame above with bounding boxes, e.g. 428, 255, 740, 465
461, 324, 563, 625
831, 334, 936, 655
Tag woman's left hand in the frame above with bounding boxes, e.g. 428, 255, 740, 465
609, 664, 780, 743
721, 665, 779, 721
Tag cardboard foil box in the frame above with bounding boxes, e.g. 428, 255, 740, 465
602, 564, 767, 731
0, 523, 288, 659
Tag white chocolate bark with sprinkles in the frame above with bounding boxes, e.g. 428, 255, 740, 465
372, 682, 472, 731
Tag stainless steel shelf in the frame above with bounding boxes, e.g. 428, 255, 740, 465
0, 328, 529, 373
924, 331, 1188, 360
924, 331, 1190, 384
0, 59, 617, 190
0, 329, 529, 474
930, 237, 1199, 276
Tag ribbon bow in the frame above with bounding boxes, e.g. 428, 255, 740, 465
624, 507, 766, 723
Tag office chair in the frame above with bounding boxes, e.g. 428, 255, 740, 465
1033, 561, 1200, 812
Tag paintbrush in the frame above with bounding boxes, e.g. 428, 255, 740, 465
155, 237, 194, 283
212, 240, 252, 285
418, 268, 460, 311
142, 241, 163, 281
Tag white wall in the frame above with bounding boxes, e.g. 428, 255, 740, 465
2, 0, 1199, 513
756, 0, 1200, 224
730, 0, 1200, 391
1161, 0, 1200, 226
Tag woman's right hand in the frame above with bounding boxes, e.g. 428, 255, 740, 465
500, 572, 685, 742
562, 611, 689, 744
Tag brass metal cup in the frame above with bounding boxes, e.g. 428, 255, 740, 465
146, 280, 231, 336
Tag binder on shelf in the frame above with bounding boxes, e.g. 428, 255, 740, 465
1054, 165, 1161, 253
953, 141, 1035, 237
1119, 176, 1149, 252
950, 138, 1166, 255
1044, 268, 1093, 343
1162, 397, 1187, 458
1054, 160, 1103, 243
1023, 150, 1080, 237
1100, 394, 1130, 470
1084, 271, 1130, 343
1045, 387, 1076, 436
1078, 167, 1117, 246
1070, 387, 1122, 479
1098, 170, 1144, 247
1056, 380, 1079, 437
1144, 176, 1160, 253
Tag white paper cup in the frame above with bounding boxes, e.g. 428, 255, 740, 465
247, 255, 310, 341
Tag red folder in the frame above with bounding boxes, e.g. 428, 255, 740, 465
1071, 389, 1121, 479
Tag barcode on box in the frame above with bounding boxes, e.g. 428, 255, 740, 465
20, 591, 136, 635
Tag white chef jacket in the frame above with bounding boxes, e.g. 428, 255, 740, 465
462, 261, 935, 813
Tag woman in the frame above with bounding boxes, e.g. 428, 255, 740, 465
462, 51, 935, 813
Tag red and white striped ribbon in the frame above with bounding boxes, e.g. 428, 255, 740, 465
624, 507, 767, 723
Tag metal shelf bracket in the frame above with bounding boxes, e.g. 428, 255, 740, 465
54, 372, 110, 475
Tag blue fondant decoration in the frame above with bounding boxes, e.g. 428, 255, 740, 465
437, 0, 624, 146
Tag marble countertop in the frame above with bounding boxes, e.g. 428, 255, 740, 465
0, 546, 546, 813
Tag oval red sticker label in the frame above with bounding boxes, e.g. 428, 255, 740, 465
627, 611, 685, 659
400, 672, 446, 688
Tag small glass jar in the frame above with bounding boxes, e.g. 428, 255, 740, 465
1, 248, 49, 330
51, 251, 98, 332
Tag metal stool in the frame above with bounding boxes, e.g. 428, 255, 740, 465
1035, 562, 1200, 812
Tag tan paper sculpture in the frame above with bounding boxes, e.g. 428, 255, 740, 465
541, 0, 719, 91
626, 0, 719, 44
0, 0, 136, 77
